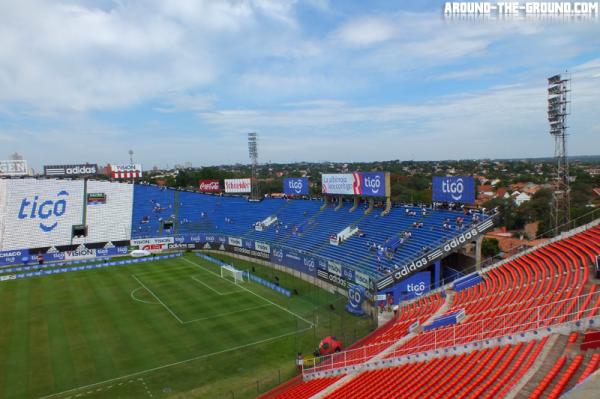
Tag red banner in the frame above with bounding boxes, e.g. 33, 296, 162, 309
198, 179, 221, 193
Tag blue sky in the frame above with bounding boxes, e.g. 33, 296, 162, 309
0, 0, 599, 170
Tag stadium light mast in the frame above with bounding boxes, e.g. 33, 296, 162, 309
248, 132, 260, 200
128, 149, 134, 183
547, 72, 571, 234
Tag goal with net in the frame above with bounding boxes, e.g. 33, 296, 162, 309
220, 264, 245, 284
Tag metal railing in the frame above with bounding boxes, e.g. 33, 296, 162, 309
303, 289, 600, 376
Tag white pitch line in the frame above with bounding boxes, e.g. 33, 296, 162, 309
182, 304, 271, 324
182, 257, 315, 327
37, 325, 313, 399
130, 287, 160, 305
190, 275, 241, 296
131, 275, 184, 324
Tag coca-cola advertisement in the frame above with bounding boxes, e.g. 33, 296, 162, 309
198, 179, 221, 193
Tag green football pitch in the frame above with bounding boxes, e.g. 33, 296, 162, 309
0, 253, 374, 399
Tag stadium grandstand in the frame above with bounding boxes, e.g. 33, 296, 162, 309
261, 223, 600, 399
0, 177, 599, 398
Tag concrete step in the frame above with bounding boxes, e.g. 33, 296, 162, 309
511, 334, 569, 399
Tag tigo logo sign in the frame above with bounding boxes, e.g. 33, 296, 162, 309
18, 190, 69, 232
322, 172, 387, 197
432, 176, 475, 204
283, 178, 309, 195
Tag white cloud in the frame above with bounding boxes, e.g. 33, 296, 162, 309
0, 0, 297, 112
334, 17, 397, 47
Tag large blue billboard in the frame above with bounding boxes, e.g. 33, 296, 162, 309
432, 176, 475, 204
359, 172, 387, 197
322, 172, 389, 197
283, 178, 309, 196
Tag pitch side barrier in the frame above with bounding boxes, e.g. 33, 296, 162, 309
0, 253, 182, 282
161, 234, 377, 295
133, 216, 498, 299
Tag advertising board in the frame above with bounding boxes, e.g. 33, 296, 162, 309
87, 193, 107, 205
322, 172, 388, 197
283, 178, 309, 195
198, 180, 221, 193
432, 176, 475, 204
0, 160, 28, 176
111, 164, 142, 179
224, 178, 251, 193
44, 164, 98, 177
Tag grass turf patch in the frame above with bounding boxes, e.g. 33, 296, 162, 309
0, 252, 374, 399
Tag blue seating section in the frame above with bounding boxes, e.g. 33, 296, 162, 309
423, 309, 465, 331
453, 272, 483, 292
131, 185, 490, 279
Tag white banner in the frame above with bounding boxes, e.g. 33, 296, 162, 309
139, 243, 166, 253
130, 237, 174, 246
327, 260, 342, 276
224, 178, 251, 193
64, 248, 97, 260
354, 270, 370, 288
111, 164, 142, 179
228, 237, 243, 247
322, 174, 357, 195
254, 241, 270, 253
0, 160, 28, 176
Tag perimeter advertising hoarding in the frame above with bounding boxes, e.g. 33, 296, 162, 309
166, 234, 371, 291
0, 249, 29, 266
198, 180, 221, 193
224, 178, 251, 193
0, 160, 28, 176
44, 164, 98, 177
283, 178, 309, 195
0, 246, 127, 267
321, 172, 389, 197
432, 176, 475, 204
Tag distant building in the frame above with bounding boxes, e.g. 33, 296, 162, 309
585, 168, 600, 177
513, 192, 531, 206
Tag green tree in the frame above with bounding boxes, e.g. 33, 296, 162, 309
482, 238, 501, 258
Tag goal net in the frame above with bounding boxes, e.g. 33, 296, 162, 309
220, 264, 245, 284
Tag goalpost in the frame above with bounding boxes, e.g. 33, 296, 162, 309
220, 264, 245, 284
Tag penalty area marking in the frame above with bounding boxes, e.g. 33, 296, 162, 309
130, 287, 160, 305
182, 303, 271, 324
190, 275, 243, 296
182, 257, 315, 327
37, 325, 314, 399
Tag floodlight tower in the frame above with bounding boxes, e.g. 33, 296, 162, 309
128, 149, 134, 183
547, 72, 571, 234
248, 132, 260, 200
